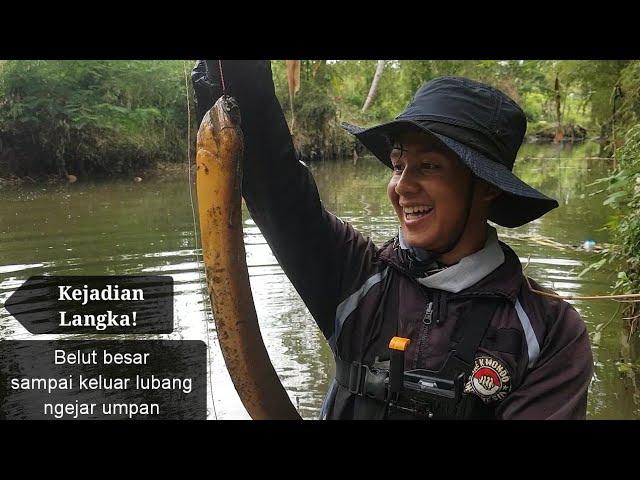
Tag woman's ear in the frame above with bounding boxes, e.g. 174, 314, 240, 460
479, 181, 502, 203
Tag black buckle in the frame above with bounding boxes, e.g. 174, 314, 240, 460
348, 361, 367, 394
348, 361, 389, 401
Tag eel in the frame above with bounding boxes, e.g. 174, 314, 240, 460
196, 94, 301, 420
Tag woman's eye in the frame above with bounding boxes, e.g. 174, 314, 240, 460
421, 163, 438, 170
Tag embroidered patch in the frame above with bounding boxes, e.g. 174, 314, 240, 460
464, 355, 511, 403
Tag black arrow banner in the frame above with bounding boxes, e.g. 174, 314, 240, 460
4, 276, 174, 334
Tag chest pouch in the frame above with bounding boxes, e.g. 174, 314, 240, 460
335, 299, 499, 420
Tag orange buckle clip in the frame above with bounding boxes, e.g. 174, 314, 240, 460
389, 336, 411, 352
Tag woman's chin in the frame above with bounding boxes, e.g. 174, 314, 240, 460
402, 233, 437, 251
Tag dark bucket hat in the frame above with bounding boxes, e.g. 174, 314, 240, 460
342, 76, 558, 228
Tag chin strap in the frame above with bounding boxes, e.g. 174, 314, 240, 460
401, 248, 437, 278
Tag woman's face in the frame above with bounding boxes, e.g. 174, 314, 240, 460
387, 131, 476, 252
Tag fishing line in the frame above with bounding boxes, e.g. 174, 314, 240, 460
183, 60, 218, 420
218, 60, 226, 94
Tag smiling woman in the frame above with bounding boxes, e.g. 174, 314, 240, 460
386, 130, 500, 263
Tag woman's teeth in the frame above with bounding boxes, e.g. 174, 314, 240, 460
403, 205, 433, 219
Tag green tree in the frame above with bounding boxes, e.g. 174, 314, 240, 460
0, 60, 189, 178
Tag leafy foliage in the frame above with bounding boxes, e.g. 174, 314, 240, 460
0, 60, 190, 178
595, 125, 640, 294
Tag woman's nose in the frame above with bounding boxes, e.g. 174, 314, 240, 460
395, 169, 420, 196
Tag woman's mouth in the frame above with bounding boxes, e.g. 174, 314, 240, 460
402, 205, 434, 225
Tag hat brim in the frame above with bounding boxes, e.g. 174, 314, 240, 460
342, 120, 559, 228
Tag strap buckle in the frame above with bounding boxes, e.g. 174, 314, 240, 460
348, 361, 389, 401
348, 361, 367, 394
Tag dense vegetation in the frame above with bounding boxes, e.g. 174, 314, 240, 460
0, 60, 189, 179
583, 61, 640, 327
0, 59, 632, 180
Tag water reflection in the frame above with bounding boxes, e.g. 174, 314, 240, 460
1, 141, 638, 418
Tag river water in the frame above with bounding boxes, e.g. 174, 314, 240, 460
1, 141, 639, 419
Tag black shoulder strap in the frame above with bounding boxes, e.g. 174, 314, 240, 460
452, 299, 498, 365
483, 327, 522, 356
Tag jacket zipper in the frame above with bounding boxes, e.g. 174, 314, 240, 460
423, 301, 433, 325
382, 257, 512, 367
415, 297, 434, 368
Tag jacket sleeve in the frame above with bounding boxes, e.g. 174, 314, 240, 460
236, 63, 380, 342
496, 304, 594, 420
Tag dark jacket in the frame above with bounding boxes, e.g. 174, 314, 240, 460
237, 78, 594, 420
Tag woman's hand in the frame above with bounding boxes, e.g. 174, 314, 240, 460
191, 60, 275, 124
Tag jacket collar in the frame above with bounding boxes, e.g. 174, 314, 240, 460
412, 227, 505, 293
380, 226, 523, 303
